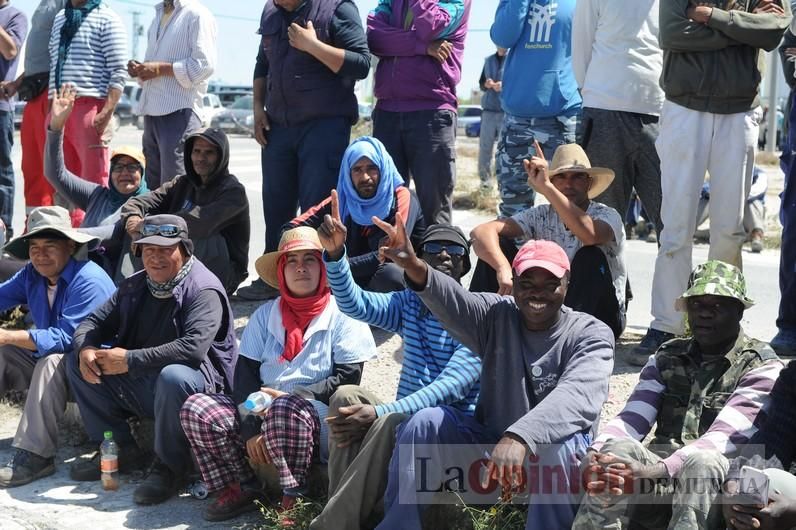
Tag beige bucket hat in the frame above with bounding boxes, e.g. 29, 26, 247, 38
4, 206, 100, 260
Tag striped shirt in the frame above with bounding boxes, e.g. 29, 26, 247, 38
138, 0, 217, 116
593, 352, 783, 477
48, 3, 127, 98
325, 250, 481, 417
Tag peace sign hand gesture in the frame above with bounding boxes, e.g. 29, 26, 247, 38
318, 189, 348, 260
371, 213, 429, 286
523, 139, 552, 194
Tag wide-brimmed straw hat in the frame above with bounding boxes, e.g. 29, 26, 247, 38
547, 144, 615, 199
255, 227, 323, 289
4, 206, 100, 260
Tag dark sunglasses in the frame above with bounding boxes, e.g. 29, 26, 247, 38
422, 242, 466, 256
141, 224, 183, 237
111, 162, 143, 173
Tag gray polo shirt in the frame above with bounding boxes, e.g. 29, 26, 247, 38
24, 0, 64, 75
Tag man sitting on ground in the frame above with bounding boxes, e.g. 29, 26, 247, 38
310, 201, 481, 530
371, 215, 615, 530
469, 142, 627, 338
0, 206, 115, 487
68, 214, 238, 506
573, 260, 782, 529
285, 136, 425, 294
122, 127, 250, 294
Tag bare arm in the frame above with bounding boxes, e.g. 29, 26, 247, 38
0, 329, 36, 351
0, 26, 19, 61
470, 218, 525, 295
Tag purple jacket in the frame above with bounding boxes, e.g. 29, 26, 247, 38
367, 0, 470, 113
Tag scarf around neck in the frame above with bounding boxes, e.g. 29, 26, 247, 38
336, 136, 405, 226
146, 254, 194, 299
56, 0, 103, 89
277, 253, 331, 363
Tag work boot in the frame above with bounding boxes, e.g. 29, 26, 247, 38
750, 229, 764, 253
70, 443, 150, 481
0, 449, 55, 487
133, 459, 181, 505
627, 328, 676, 366
234, 278, 279, 301
203, 482, 263, 522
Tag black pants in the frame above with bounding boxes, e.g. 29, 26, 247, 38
469, 237, 625, 338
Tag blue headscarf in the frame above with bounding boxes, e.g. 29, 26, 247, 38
336, 136, 405, 226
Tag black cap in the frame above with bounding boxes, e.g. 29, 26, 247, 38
419, 224, 471, 274
135, 214, 194, 256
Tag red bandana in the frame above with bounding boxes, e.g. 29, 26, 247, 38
277, 252, 331, 363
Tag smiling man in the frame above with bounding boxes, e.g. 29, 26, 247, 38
122, 127, 250, 294
66, 214, 238, 506
0, 206, 114, 488
470, 142, 627, 338
285, 136, 425, 293
310, 216, 480, 530
573, 260, 782, 530
369, 217, 614, 530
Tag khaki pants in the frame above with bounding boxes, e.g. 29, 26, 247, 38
572, 438, 729, 530
0, 345, 67, 458
310, 385, 408, 530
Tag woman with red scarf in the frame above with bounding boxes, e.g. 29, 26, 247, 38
180, 227, 377, 523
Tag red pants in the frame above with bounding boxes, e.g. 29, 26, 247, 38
21, 90, 54, 210
62, 97, 110, 226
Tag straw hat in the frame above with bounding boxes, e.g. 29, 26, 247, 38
4, 206, 100, 260
547, 144, 615, 199
255, 227, 323, 288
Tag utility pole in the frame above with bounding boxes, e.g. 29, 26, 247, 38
131, 11, 144, 61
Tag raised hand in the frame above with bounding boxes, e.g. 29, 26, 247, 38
372, 214, 429, 285
50, 84, 77, 132
524, 139, 551, 193
318, 189, 348, 260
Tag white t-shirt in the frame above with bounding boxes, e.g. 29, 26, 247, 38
511, 201, 627, 310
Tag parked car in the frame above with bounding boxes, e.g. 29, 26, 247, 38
114, 94, 135, 127
208, 83, 254, 107
457, 104, 482, 134
465, 119, 480, 138
196, 93, 224, 127
13, 100, 24, 129
211, 95, 254, 136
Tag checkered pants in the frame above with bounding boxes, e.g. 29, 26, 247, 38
180, 392, 320, 493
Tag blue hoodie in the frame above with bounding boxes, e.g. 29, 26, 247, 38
490, 0, 581, 119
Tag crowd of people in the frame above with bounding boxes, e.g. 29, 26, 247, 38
0, 0, 793, 529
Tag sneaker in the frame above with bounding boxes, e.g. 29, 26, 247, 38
133, 460, 181, 505
771, 329, 796, 357
0, 449, 55, 488
70, 443, 150, 481
203, 482, 262, 522
750, 230, 764, 253
234, 278, 280, 301
627, 328, 676, 366
645, 229, 658, 244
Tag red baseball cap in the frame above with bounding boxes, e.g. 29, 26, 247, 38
512, 240, 570, 279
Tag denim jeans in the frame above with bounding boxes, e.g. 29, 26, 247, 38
261, 116, 350, 252
66, 353, 207, 475
0, 110, 15, 231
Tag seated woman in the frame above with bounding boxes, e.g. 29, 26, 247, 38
44, 84, 149, 281
180, 227, 377, 523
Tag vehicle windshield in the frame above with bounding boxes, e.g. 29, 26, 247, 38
231, 96, 253, 109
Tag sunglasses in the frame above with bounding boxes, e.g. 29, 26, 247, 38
422, 242, 466, 256
141, 224, 184, 237
111, 162, 143, 174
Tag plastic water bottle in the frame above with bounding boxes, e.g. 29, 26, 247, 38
239, 391, 273, 416
100, 431, 119, 491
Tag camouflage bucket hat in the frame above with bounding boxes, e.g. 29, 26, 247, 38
675, 260, 754, 311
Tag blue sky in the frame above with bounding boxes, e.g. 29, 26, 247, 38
11, 0, 498, 98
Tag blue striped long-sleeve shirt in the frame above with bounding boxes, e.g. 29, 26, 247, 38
324, 249, 480, 416
48, 4, 128, 97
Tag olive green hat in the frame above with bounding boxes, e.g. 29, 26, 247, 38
675, 260, 754, 311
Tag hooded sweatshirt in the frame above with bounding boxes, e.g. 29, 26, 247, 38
121, 128, 250, 294
490, 0, 581, 118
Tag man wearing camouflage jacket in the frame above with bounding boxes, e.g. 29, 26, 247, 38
573, 260, 783, 529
